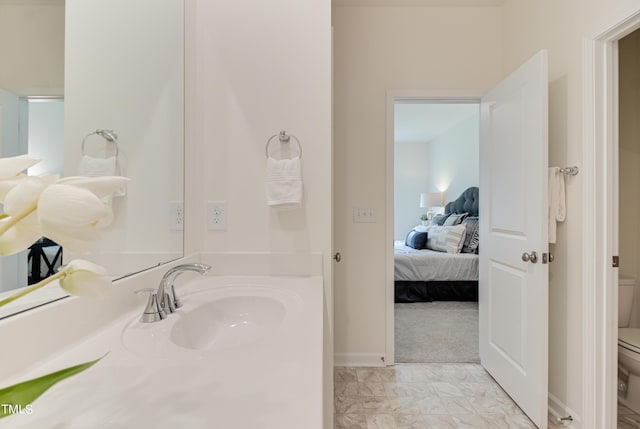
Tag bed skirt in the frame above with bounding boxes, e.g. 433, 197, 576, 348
394, 280, 478, 303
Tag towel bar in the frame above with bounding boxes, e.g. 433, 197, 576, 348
81, 129, 119, 157
265, 130, 302, 159
559, 166, 579, 176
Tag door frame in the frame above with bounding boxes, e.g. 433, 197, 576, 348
583, 5, 640, 429
384, 90, 483, 364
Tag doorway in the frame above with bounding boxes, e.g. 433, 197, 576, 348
583, 5, 640, 428
383, 52, 550, 429
613, 24, 640, 428
391, 99, 480, 364
385, 90, 480, 364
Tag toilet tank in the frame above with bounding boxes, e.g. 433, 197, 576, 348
620, 275, 637, 328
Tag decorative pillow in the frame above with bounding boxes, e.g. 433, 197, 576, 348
425, 224, 467, 254
405, 229, 428, 249
443, 212, 469, 226
461, 216, 480, 253
431, 213, 450, 226
468, 230, 480, 254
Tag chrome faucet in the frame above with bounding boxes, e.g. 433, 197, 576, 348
135, 263, 211, 323
157, 263, 211, 315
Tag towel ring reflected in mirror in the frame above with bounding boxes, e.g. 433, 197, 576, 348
265, 130, 302, 159
81, 129, 120, 157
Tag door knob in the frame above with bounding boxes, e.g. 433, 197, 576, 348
521, 251, 538, 263
333, 252, 341, 263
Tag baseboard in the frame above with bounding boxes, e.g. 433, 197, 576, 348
548, 393, 582, 429
334, 353, 387, 367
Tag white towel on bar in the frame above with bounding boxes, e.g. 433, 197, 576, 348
265, 157, 303, 207
77, 155, 126, 199
548, 167, 566, 244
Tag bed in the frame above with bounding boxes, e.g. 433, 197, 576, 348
395, 187, 479, 302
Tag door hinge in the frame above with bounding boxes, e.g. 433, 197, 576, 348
613, 256, 619, 268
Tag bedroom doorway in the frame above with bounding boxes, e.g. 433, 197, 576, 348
388, 95, 481, 364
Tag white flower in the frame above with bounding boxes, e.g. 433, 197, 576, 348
0, 219, 42, 256
0, 175, 130, 255
0, 155, 40, 180
0, 259, 112, 308
57, 176, 129, 199
3, 176, 54, 215
37, 184, 114, 253
58, 259, 112, 298
0, 176, 54, 256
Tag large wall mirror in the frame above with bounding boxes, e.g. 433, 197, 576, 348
0, 0, 184, 318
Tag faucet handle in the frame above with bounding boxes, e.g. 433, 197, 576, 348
134, 288, 167, 323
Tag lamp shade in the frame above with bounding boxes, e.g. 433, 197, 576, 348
419, 192, 444, 208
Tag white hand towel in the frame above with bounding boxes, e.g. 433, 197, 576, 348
548, 167, 566, 244
77, 155, 116, 177
77, 155, 126, 199
265, 157, 303, 207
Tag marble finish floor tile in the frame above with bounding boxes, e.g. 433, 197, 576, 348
335, 363, 567, 429
619, 402, 640, 429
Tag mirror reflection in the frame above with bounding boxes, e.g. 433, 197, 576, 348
0, 0, 184, 318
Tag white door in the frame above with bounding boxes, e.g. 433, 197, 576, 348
479, 50, 549, 428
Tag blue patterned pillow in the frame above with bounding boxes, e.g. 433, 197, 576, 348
405, 230, 428, 249
431, 213, 450, 226
461, 216, 479, 253
444, 212, 469, 226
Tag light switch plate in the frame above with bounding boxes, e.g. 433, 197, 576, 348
353, 207, 376, 223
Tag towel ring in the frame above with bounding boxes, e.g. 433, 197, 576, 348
81, 129, 119, 157
265, 130, 302, 159
559, 166, 579, 176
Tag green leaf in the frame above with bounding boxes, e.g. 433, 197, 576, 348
0, 354, 106, 419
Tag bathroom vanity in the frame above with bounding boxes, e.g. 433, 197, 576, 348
0, 261, 324, 429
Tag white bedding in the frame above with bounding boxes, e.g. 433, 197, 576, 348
394, 240, 479, 282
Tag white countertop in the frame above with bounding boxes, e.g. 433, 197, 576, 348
0, 275, 324, 429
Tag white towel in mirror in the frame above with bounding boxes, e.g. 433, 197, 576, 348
77, 155, 127, 200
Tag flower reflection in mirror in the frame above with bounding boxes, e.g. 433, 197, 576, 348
0, 154, 129, 418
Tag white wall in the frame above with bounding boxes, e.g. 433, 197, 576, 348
427, 113, 479, 204
333, 6, 503, 363
184, 0, 332, 425
0, 2, 64, 96
65, 0, 184, 277
394, 142, 429, 240
501, 0, 639, 420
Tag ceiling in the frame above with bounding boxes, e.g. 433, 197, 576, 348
333, 0, 504, 7
394, 102, 479, 144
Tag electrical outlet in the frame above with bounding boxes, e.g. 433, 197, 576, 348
207, 201, 226, 230
169, 201, 184, 230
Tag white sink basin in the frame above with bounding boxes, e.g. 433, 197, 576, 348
121, 284, 293, 357
170, 295, 286, 351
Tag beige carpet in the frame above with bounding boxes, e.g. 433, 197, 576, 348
395, 301, 479, 363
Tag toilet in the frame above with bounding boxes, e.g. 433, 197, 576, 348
618, 275, 640, 412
